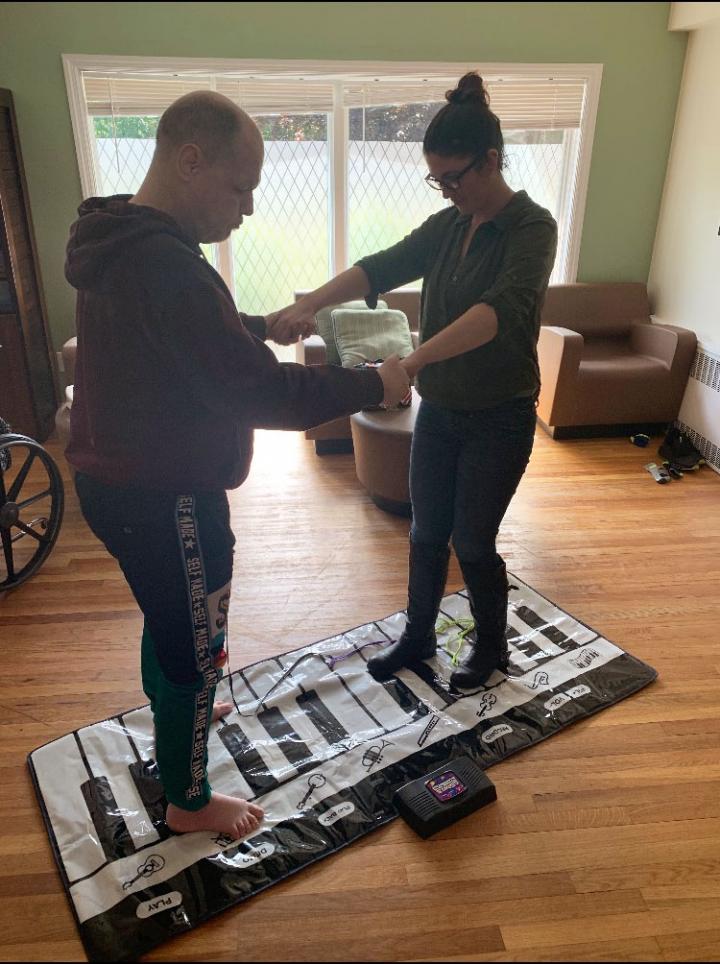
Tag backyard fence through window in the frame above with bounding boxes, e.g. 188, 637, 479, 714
67, 59, 601, 315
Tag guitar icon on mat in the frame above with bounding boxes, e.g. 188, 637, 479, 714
122, 854, 166, 891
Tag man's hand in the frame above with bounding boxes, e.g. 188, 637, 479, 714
265, 301, 317, 345
377, 355, 411, 408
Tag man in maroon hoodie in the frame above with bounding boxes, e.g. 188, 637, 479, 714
65, 91, 409, 840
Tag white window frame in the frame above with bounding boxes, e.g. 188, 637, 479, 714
63, 54, 602, 289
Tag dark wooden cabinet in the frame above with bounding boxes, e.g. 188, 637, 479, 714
0, 88, 57, 441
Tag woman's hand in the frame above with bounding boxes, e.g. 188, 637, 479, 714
400, 349, 425, 381
266, 300, 317, 345
400, 304, 499, 376
265, 267, 371, 345
377, 355, 411, 407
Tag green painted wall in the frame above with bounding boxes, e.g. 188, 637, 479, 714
0, 2, 687, 348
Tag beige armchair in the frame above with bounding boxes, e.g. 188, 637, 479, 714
537, 283, 697, 438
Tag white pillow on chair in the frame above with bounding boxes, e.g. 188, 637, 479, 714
331, 307, 414, 368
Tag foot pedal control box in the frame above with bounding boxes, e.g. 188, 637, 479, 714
393, 755, 496, 838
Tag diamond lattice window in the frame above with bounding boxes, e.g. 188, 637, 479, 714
347, 104, 446, 264
90, 90, 581, 305
231, 121, 329, 315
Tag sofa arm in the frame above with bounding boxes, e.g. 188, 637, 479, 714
631, 321, 697, 371
536, 325, 584, 426
295, 334, 328, 366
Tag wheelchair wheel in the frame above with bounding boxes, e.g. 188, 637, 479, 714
0, 432, 64, 591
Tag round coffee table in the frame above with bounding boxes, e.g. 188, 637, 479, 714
350, 389, 419, 517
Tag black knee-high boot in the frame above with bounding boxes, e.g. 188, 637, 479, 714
367, 541, 450, 682
450, 557, 509, 689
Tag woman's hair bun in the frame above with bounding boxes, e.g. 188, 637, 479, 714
446, 72, 490, 108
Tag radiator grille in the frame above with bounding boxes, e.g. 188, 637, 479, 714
676, 421, 720, 472
690, 347, 720, 393
677, 344, 720, 474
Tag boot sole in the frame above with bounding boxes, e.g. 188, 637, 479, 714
450, 659, 508, 690
367, 650, 436, 682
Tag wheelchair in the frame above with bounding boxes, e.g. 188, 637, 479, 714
0, 416, 64, 591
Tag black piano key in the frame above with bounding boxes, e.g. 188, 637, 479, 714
381, 676, 431, 718
127, 759, 172, 840
514, 604, 578, 653
296, 689, 349, 746
80, 776, 135, 860
257, 707, 316, 774
405, 660, 458, 706
217, 722, 279, 796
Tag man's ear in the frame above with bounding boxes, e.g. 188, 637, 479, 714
177, 143, 204, 181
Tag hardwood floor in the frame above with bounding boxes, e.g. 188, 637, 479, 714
1, 427, 719, 962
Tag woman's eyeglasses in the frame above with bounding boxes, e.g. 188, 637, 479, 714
425, 155, 483, 192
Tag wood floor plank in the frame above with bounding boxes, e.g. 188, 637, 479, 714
1, 428, 718, 961
422, 936, 665, 962
657, 927, 720, 962
571, 858, 720, 895
500, 906, 720, 952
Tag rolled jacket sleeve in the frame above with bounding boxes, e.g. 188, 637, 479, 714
354, 208, 451, 301
479, 217, 558, 335
241, 313, 268, 341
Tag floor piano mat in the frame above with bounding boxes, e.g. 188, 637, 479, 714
29, 574, 657, 962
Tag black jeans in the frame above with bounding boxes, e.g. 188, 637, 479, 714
409, 395, 536, 564
74, 473, 236, 809
74, 473, 234, 686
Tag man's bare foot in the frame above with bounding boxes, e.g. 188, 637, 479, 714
166, 793, 264, 839
212, 700, 233, 722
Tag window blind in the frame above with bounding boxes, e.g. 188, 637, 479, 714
83, 71, 586, 130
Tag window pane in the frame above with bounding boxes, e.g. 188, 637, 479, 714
504, 131, 565, 220
232, 113, 329, 315
502, 130, 568, 283
93, 116, 217, 267
347, 103, 447, 272
93, 117, 157, 195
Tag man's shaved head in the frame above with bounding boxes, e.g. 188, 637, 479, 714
156, 90, 261, 163
132, 91, 264, 244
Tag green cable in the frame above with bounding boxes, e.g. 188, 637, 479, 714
435, 616, 475, 666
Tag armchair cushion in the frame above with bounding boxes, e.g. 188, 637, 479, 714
331, 307, 414, 368
315, 299, 387, 365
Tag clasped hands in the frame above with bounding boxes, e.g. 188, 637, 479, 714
265, 300, 420, 408
264, 302, 316, 346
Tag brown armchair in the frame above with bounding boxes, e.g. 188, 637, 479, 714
295, 288, 421, 453
537, 283, 697, 438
